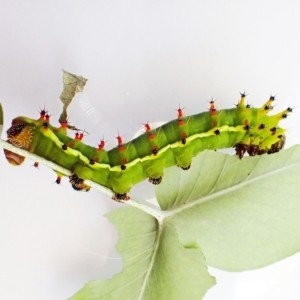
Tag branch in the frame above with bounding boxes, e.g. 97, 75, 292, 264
0, 138, 164, 220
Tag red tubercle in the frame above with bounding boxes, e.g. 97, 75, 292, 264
61, 121, 68, 128
122, 157, 127, 164
116, 135, 125, 151
178, 118, 184, 126
78, 133, 84, 140
211, 108, 217, 116
60, 120, 68, 131
176, 107, 185, 126
144, 123, 151, 131
144, 123, 155, 139
177, 108, 184, 118
244, 119, 249, 125
148, 132, 155, 139
97, 139, 106, 151
209, 100, 217, 116
213, 120, 218, 127
209, 99, 216, 110
33, 162, 39, 168
55, 175, 62, 185
45, 114, 50, 123
39, 107, 47, 120
175, 106, 186, 127
69, 141, 75, 148
38, 110, 50, 130
182, 132, 187, 139
74, 132, 84, 141
116, 135, 123, 145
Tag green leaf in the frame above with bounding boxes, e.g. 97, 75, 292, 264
68, 207, 215, 300
155, 146, 300, 271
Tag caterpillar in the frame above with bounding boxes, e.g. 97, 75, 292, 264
4, 93, 290, 201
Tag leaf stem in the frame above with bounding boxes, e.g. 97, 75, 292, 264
0, 138, 167, 221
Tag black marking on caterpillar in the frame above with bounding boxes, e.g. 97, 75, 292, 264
4, 94, 289, 201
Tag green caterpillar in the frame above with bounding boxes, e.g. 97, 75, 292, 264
4, 94, 289, 201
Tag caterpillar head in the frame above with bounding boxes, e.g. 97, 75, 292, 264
4, 120, 34, 166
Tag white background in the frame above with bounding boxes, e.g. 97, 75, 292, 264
1, 1, 300, 299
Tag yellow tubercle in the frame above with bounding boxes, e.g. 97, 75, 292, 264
237, 93, 247, 107
258, 96, 275, 115
273, 108, 291, 121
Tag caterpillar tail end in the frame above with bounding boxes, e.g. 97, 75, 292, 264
235, 135, 286, 159
257, 135, 286, 155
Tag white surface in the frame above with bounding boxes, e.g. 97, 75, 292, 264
0, 1, 300, 299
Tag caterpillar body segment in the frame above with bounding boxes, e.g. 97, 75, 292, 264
4, 94, 289, 201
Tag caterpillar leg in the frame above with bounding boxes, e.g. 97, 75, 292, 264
112, 193, 130, 202
178, 164, 191, 170
69, 171, 130, 202
148, 176, 163, 185
69, 174, 90, 192
235, 144, 248, 159
172, 144, 193, 171
235, 143, 260, 158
